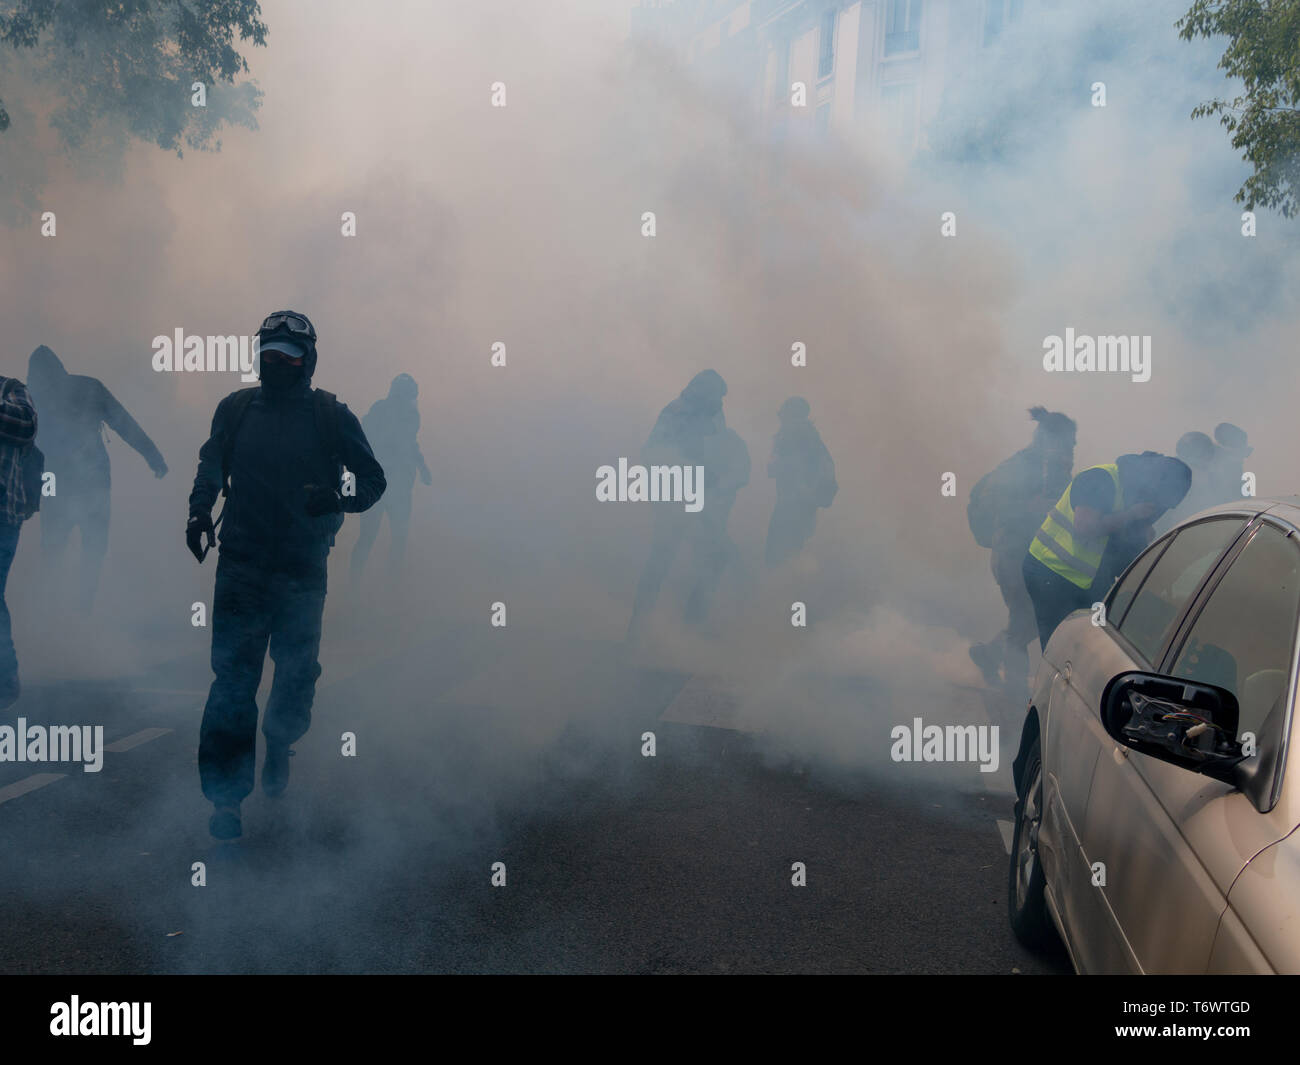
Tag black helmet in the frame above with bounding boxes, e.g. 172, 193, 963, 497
258, 309, 318, 377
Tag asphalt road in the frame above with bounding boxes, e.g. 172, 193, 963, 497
0, 627, 1068, 975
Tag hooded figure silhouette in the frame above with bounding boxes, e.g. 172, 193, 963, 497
627, 370, 740, 642
764, 396, 837, 568
350, 373, 431, 586
966, 406, 1075, 692
26, 345, 167, 609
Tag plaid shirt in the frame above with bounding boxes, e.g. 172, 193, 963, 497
0, 377, 37, 525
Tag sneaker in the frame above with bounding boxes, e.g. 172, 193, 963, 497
209, 803, 242, 840
968, 642, 1002, 686
262, 745, 294, 798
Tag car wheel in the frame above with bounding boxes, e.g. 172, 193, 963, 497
1008, 738, 1057, 950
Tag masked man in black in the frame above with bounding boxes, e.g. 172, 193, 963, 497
186, 311, 385, 840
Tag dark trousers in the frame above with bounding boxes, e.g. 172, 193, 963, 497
992, 545, 1039, 651
350, 480, 413, 584
627, 502, 736, 640
765, 498, 817, 567
0, 521, 21, 692
1022, 553, 1094, 652
198, 554, 327, 806
40, 484, 110, 610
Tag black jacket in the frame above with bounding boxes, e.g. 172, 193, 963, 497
28, 345, 164, 488
189, 378, 386, 576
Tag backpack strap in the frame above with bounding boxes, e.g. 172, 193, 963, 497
312, 388, 343, 484
218, 387, 343, 501
219, 387, 259, 498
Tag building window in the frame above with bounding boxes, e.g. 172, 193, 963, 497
818, 8, 836, 79
880, 81, 916, 151
982, 0, 1024, 45
884, 0, 922, 56
983, 0, 1023, 45
770, 40, 790, 103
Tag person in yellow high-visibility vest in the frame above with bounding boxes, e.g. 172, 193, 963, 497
1021, 451, 1190, 651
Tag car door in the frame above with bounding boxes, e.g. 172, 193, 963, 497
1088, 518, 1300, 972
1037, 533, 1168, 966
1068, 516, 1248, 972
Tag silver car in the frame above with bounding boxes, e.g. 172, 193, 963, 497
1009, 498, 1300, 973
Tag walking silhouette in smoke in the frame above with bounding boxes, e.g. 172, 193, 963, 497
764, 396, 836, 568
685, 410, 750, 626
966, 406, 1075, 693
1156, 424, 1254, 533
349, 373, 430, 588
26, 345, 168, 610
1209, 422, 1252, 502
0, 373, 38, 709
627, 370, 739, 642
187, 311, 385, 840
1155, 431, 1219, 534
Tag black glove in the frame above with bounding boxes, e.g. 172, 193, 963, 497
187, 511, 215, 563
304, 484, 343, 517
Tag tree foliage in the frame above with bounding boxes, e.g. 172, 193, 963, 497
0, 0, 268, 153
1179, 0, 1300, 217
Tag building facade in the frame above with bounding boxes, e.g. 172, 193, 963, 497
632, 0, 1034, 155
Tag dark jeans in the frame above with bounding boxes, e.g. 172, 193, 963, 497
350, 479, 413, 585
40, 484, 110, 610
627, 502, 736, 640
765, 498, 818, 568
1022, 553, 1094, 652
0, 521, 21, 692
992, 545, 1038, 651
198, 554, 327, 806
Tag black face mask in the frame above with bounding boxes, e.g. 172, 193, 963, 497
259, 359, 305, 393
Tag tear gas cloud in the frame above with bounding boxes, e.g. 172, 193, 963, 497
0, 0, 1296, 964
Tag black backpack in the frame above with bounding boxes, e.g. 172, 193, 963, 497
0, 378, 43, 521
967, 468, 998, 549
217, 386, 344, 519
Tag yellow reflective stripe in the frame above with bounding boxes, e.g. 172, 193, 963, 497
1031, 529, 1099, 579
1048, 505, 1077, 536
1028, 535, 1094, 588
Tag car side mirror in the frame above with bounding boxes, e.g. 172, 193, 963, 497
1101, 671, 1246, 786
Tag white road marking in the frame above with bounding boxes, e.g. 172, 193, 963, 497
105, 727, 173, 753
997, 819, 1015, 855
0, 773, 66, 804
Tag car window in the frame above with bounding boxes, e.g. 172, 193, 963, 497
1169, 522, 1300, 744
1107, 534, 1170, 628
1115, 518, 1243, 664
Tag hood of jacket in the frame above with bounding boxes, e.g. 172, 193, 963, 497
28, 345, 68, 396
